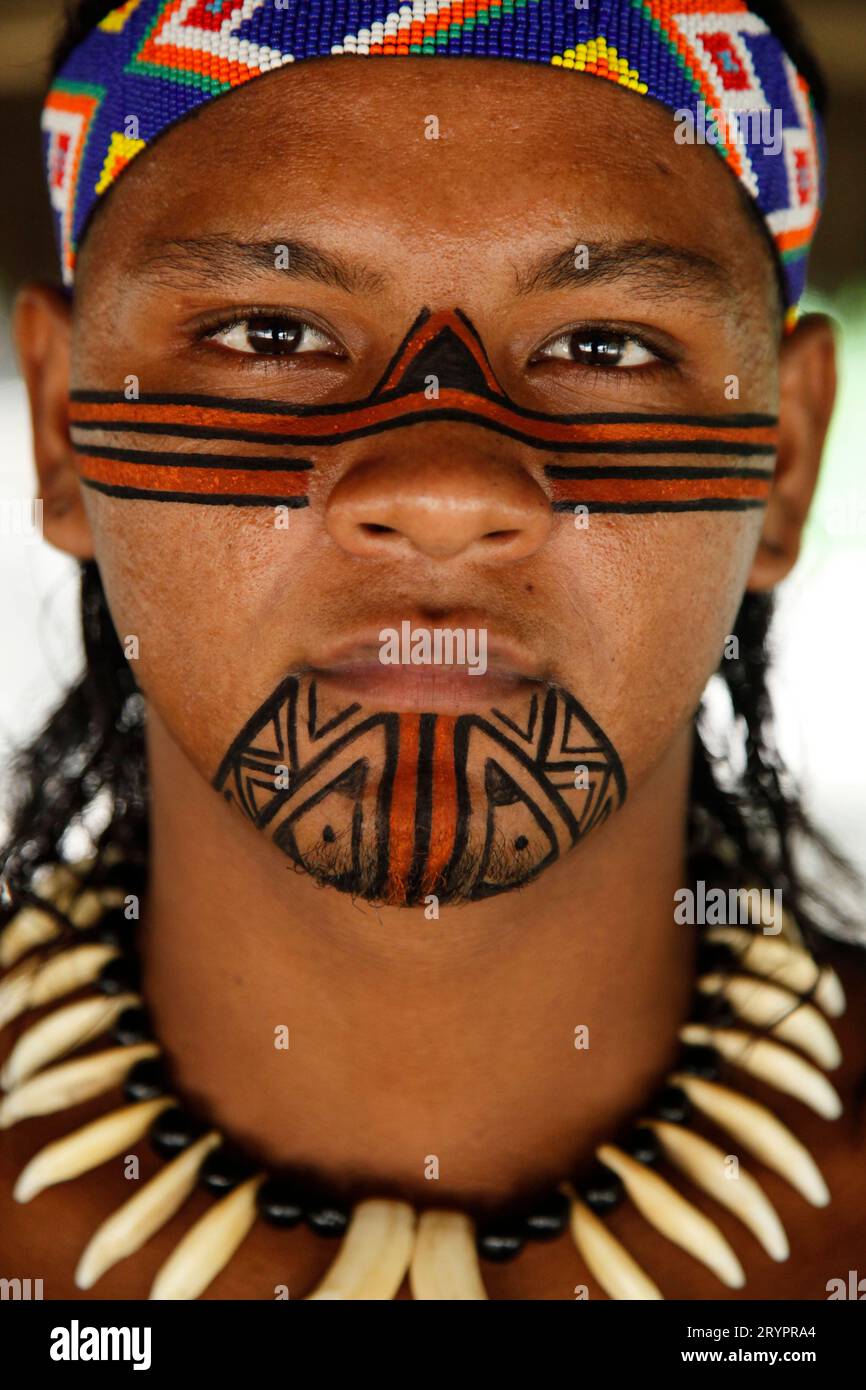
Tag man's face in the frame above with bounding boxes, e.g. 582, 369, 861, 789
66, 59, 781, 906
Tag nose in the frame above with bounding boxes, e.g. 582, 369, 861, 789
324, 436, 553, 561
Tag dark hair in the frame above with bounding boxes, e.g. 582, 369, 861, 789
2, 1, 859, 962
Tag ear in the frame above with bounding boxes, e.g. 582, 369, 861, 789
13, 283, 94, 560
747, 313, 836, 592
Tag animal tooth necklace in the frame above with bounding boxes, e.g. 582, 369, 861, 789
0, 856, 846, 1300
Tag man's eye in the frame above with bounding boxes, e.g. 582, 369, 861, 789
208, 316, 337, 356
537, 330, 658, 369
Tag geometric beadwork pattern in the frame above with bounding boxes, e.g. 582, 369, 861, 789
214, 674, 627, 904
43, 0, 823, 310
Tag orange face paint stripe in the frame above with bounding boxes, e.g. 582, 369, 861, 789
68, 393, 779, 452
422, 715, 459, 896
385, 713, 422, 903
546, 475, 773, 503
72, 455, 310, 497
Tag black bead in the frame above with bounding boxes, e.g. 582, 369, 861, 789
651, 1084, 691, 1125
523, 1189, 570, 1241
110, 1005, 152, 1046
96, 954, 140, 995
199, 1144, 256, 1195
94, 908, 135, 949
122, 1057, 166, 1102
476, 1221, 526, 1263
697, 940, 737, 974
95, 860, 147, 897
624, 1125, 661, 1165
678, 1042, 722, 1080
306, 1199, 350, 1238
257, 1177, 306, 1228
577, 1163, 624, 1215
150, 1105, 208, 1158
691, 992, 737, 1028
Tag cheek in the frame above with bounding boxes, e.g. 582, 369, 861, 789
84, 496, 329, 775
549, 513, 763, 788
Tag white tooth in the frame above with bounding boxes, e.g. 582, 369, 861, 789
410, 1210, 488, 1300
32, 863, 81, 911
564, 1184, 663, 1300
705, 926, 846, 1017
671, 1072, 830, 1207
306, 1199, 415, 1299
13, 1097, 172, 1203
75, 1131, 222, 1289
0, 906, 60, 967
149, 1174, 264, 1300
0, 942, 120, 1030
1, 992, 141, 1090
0, 1042, 158, 1129
596, 1144, 746, 1289
679, 1024, 842, 1119
698, 972, 841, 1070
644, 1120, 789, 1262
68, 890, 107, 928
28, 943, 120, 1009
0, 956, 41, 1029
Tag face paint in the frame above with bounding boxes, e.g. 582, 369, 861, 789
69, 308, 778, 512
214, 674, 626, 906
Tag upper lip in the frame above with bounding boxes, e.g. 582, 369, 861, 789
304, 621, 547, 681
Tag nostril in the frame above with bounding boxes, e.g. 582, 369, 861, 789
361, 523, 397, 536
484, 529, 520, 544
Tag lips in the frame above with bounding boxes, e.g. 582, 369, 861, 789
304, 625, 547, 714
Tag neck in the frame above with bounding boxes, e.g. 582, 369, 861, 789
142, 707, 697, 1208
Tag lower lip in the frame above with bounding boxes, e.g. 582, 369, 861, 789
308, 663, 539, 713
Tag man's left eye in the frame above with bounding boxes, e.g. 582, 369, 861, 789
208, 316, 337, 356
536, 330, 658, 369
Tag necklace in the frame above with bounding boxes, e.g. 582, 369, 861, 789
0, 855, 846, 1301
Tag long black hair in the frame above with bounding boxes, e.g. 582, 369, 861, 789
1, 0, 860, 961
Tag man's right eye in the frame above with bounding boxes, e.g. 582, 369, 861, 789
207, 315, 338, 356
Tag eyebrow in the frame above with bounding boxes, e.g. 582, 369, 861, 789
136, 235, 388, 295
136, 232, 730, 306
514, 238, 732, 302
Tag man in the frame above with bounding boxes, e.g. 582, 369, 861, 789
1, 0, 863, 1301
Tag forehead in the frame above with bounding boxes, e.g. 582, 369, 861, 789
76, 56, 771, 301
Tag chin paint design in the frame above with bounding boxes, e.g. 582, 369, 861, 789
69, 308, 777, 512
213, 674, 626, 906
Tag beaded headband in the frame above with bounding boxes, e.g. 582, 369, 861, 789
43, 0, 823, 320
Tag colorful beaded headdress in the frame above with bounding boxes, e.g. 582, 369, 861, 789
43, 0, 823, 320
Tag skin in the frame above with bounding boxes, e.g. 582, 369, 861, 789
5, 59, 865, 1301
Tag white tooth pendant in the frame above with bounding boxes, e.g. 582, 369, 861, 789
705, 927, 846, 1017
27, 942, 121, 1011
13, 1097, 173, 1203
149, 1173, 265, 1300
75, 1130, 222, 1290
0, 956, 42, 1030
671, 1072, 830, 1208
596, 1144, 746, 1289
680, 1024, 842, 1120
698, 973, 842, 1070
306, 1199, 416, 1299
31, 863, 82, 912
9, 934, 122, 1023
0, 906, 61, 968
0, 1042, 158, 1129
643, 1120, 789, 1262
67, 888, 125, 930
1, 992, 141, 1090
410, 1210, 489, 1300
563, 1183, 663, 1300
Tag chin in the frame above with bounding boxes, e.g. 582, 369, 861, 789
214, 673, 627, 906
